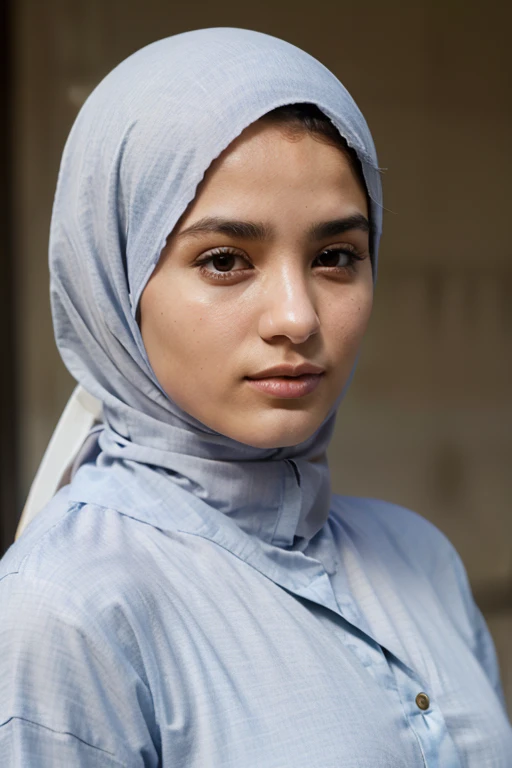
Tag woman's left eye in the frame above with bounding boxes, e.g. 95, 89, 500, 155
314, 247, 362, 270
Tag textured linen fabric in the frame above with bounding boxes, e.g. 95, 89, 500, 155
2, 26, 511, 766
1, 464, 511, 766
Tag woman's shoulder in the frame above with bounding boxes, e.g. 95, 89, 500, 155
329, 493, 462, 585
0, 486, 163, 616
0, 491, 159, 764
328, 494, 489, 657
328, 494, 506, 710
330, 492, 451, 545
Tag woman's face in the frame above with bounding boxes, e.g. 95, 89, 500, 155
140, 120, 373, 449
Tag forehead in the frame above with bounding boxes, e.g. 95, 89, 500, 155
180, 121, 369, 226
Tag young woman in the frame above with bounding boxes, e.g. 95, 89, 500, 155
1, 27, 510, 767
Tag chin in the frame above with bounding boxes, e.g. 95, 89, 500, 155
230, 414, 321, 450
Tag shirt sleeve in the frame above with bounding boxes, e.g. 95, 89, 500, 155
444, 545, 508, 713
0, 573, 159, 767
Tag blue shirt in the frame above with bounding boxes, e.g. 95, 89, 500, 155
1, 459, 511, 767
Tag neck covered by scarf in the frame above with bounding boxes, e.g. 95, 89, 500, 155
49, 27, 382, 549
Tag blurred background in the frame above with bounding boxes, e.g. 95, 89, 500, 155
1, 0, 510, 710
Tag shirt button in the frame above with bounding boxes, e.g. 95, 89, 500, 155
415, 692, 430, 711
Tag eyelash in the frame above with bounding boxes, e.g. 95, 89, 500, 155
195, 246, 366, 282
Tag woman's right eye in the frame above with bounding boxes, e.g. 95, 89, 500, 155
195, 248, 252, 281
205, 252, 245, 272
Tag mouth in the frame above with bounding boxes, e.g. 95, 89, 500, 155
248, 362, 325, 379
244, 372, 324, 399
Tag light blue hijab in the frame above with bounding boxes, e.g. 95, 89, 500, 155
50, 27, 382, 548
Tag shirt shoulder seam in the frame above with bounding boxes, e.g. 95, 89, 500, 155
0, 715, 125, 764
0, 501, 85, 583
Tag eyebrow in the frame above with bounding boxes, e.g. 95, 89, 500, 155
309, 214, 370, 240
177, 214, 370, 242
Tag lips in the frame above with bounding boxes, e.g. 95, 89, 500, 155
245, 365, 325, 399
247, 362, 325, 380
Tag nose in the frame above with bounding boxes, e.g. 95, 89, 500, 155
258, 266, 320, 345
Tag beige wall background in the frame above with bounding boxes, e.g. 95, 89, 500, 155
13, 0, 511, 709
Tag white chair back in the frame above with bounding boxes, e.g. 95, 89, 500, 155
16, 386, 102, 539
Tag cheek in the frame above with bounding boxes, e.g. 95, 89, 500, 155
143, 288, 248, 390
325, 286, 373, 366
350, 288, 373, 337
